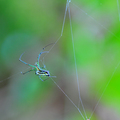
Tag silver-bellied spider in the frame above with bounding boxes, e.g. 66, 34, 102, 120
19, 43, 56, 81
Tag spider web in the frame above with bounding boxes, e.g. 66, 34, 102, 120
46, 0, 120, 120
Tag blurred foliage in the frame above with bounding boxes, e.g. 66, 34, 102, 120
0, 0, 120, 120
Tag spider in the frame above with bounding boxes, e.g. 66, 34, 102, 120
19, 43, 56, 81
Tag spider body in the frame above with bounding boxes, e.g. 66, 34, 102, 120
35, 66, 50, 77
19, 43, 55, 81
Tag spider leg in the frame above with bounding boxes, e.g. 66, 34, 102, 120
39, 75, 51, 81
43, 77, 50, 81
39, 75, 56, 82
21, 68, 36, 75
37, 43, 55, 68
37, 51, 49, 64
19, 52, 36, 68
39, 76, 44, 81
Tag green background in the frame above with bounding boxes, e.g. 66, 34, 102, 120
0, 0, 120, 120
